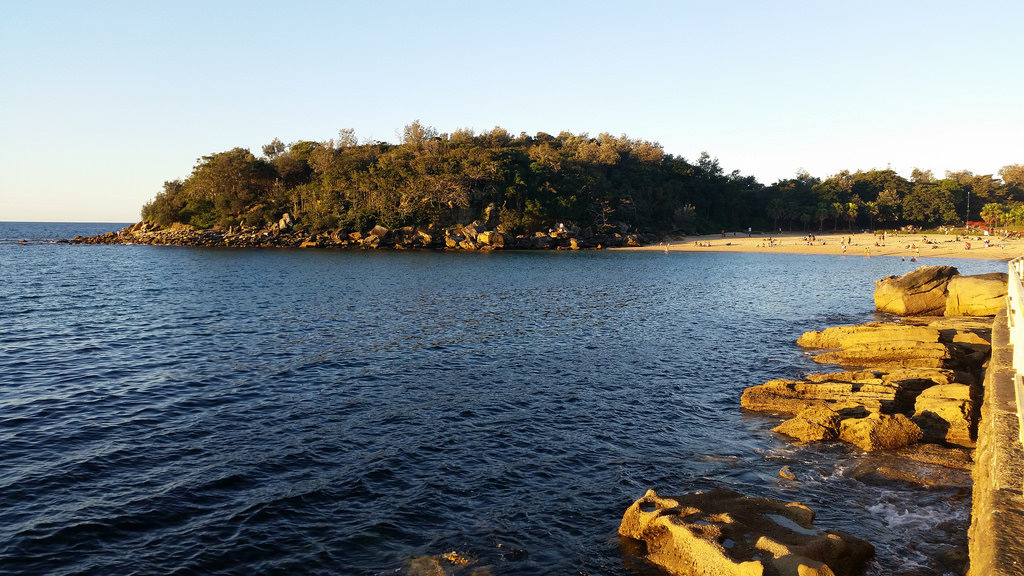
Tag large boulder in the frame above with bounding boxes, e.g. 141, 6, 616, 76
416, 228, 437, 247
874, 265, 959, 316
444, 233, 462, 248
620, 488, 874, 576
839, 413, 923, 451
476, 230, 506, 248
912, 383, 975, 447
460, 221, 485, 240
369, 224, 390, 239
773, 405, 842, 442
944, 272, 1008, 316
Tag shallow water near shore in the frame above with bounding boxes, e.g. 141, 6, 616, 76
0, 223, 1008, 575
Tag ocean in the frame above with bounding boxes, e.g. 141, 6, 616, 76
0, 222, 1007, 575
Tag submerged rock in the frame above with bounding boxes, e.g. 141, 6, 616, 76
844, 444, 974, 487
620, 488, 874, 576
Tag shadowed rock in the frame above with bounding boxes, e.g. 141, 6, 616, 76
913, 383, 975, 447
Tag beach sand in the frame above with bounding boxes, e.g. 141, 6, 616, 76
619, 230, 1023, 262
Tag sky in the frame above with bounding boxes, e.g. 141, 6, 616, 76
1, 0, 1022, 222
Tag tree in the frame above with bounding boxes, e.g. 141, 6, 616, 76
141, 180, 185, 226
815, 203, 831, 232
1008, 203, 1024, 227
980, 202, 1006, 229
903, 183, 958, 225
402, 120, 438, 145
911, 168, 934, 183
262, 138, 285, 158
850, 169, 910, 203
999, 165, 1024, 205
831, 202, 844, 230
864, 201, 879, 232
876, 188, 901, 226
767, 198, 786, 230
845, 202, 859, 230
337, 128, 358, 148
181, 148, 276, 226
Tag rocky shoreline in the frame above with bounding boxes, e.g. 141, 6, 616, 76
68, 219, 656, 251
621, 266, 1005, 576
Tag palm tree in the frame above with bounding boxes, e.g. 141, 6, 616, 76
845, 202, 859, 231
832, 202, 844, 230
865, 201, 879, 232
815, 203, 830, 232
980, 202, 1006, 230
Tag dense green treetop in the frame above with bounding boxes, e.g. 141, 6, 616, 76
141, 121, 1024, 235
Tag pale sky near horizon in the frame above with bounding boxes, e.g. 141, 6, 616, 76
1, 0, 1021, 222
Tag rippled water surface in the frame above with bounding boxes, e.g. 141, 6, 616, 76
0, 223, 1007, 575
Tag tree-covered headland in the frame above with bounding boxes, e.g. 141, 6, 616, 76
141, 121, 1024, 237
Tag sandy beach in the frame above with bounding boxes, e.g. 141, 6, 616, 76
620, 230, 1024, 262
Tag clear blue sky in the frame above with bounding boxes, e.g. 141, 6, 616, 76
2, 0, 1021, 222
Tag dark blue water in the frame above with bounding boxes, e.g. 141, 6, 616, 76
0, 223, 1007, 575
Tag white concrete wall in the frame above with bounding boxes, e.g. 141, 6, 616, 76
1007, 257, 1024, 444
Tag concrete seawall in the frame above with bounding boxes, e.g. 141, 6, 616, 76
969, 309, 1024, 574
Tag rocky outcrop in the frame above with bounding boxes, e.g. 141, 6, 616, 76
742, 317, 988, 451
619, 488, 874, 576
873, 265, 1007, 317
794, 321, 987, 370
71, 220, 657, 252
742, 367, 962, 416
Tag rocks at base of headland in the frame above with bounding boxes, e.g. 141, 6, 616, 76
619, 488, 874, 576
742, 316, 991, 451
69, 219, 657, 251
